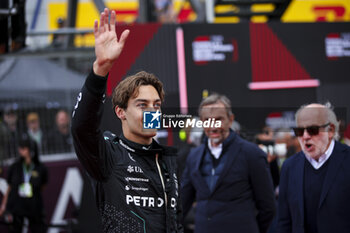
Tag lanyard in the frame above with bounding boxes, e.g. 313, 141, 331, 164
22, 163, 34, 183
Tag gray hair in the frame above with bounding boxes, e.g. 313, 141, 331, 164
295, 102, 340, 140
198, 93, 233, 117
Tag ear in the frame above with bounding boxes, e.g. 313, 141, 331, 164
328, 123, 335, 139
229, 113, 234, 124
115, 106, 126, 120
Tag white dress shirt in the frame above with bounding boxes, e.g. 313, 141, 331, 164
208, 140, 223, 159
304, 139, 335, 170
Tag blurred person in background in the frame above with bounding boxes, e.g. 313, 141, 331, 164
181, 93, 276, 233
154, 0, 177, 23
274, 129, 300, 159
342, 123, 350, 146
26, 112, 45, 154
44, 109, 73, 154
0, 134, 48, 233
255, 126, 280, 190
177, 118, 203, 180
0, 104, 22, 159
277, 103, 350, 233
52, 17, 66, 48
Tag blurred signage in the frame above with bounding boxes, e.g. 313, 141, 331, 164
265, 111, 296, 129
325, 32, 350, 59
282, 0, 350, 22
192, 35, 237, 65
48, 0, 197, 47
48, 1, 139, 47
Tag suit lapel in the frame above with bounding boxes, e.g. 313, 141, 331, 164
295, 153, 305, 224
318, 142, 346, 208
192, 145, 211, 194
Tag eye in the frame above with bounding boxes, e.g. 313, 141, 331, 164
154, 103, 161, 109
137, 103, 147, 108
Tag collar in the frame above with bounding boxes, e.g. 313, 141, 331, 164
208, 140, 223, 159
206, 130, 236, 159
120, 133, 154, 151
304, 139, 335, 169
118, 134, 176, 156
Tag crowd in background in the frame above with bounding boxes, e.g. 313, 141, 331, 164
1, 100, 350, 232
1, 101, 350, 174
0, 105, 74, 162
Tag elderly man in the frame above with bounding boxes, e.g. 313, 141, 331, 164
181, 93, 276, 233
277, 103, 350, 233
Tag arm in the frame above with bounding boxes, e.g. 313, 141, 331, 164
248, 147, 277, 233
276, 162, 292, 233
71, 8, 129, 180
180, 154, 196, 217
0, 186, 11, 217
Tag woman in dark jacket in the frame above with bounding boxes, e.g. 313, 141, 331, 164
0, 134, 48, 233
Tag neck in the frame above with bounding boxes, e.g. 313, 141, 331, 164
30, 128, 39, 133
210, 140, 222, 148
8, 124, 16, 131
24, 156, 32, 165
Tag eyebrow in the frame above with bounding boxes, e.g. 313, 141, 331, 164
134, 99, 161, 103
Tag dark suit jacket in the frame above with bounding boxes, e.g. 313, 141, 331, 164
181, 131, 276, 233
277, 141, 350, 233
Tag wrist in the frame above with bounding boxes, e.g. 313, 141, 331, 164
93, 60, 113, 77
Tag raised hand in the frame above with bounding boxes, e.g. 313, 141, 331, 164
93, 8, 130, 77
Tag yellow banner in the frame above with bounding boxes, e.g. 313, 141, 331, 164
282, 0, 350, 22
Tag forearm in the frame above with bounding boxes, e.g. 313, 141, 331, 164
0, 186, 11, 215
71, 70, 108, 180
72, 70, 107, 134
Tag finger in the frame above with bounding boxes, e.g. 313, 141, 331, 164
118, 29, 130, 46
104, 8, 109, 31
93, 20, 99, 37
110, 10, 116, 32
99, 12, 105, 33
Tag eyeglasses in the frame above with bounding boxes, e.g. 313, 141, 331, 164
293, 123, 330, 137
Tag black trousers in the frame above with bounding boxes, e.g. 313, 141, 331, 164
9, 215, 46, 233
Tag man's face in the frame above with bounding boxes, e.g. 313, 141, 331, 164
200, 102, 233, 147
119, 85, 161, 145
18, 146, 30, 158
56, 111, 70, 135
296, 107, 334, 160
28, 119, 40, 132
4, 112, 17, 126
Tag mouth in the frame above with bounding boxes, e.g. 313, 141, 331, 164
305, 143, 314, 151
208, 129, 221, 137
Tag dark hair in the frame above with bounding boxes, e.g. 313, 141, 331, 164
112, 71, 165, 110
18, 134, 39, 164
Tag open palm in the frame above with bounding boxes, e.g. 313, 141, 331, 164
93, 8, 129, 76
